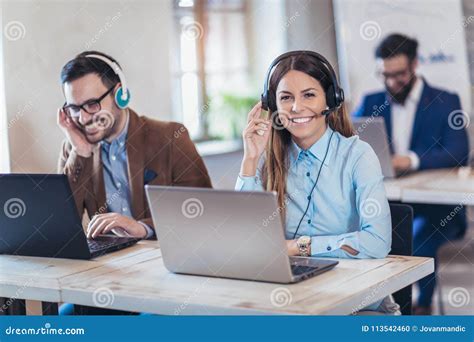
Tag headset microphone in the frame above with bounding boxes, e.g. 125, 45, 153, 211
320, 106, 332, 116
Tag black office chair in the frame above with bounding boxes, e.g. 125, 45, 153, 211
389, 203, 414, 315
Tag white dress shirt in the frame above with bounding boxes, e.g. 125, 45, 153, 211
391, 76, 423, 170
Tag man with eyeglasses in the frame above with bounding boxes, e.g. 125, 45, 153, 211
353, 34, 469, 315
58, 51, 212, 242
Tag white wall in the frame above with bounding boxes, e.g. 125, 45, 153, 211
1, 0, 173, 173
285, 0, 339, 74
247, 0, 287, 87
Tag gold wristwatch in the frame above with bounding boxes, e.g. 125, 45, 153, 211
296, 236, 311, 257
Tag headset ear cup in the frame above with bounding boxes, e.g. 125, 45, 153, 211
261, 93, 269, 111
267, 92, 277, 113
337, 88, 345, 106
326, 84, 337, 109
115, 87, 130, 109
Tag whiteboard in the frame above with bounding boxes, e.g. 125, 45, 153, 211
333, 0, 471, 113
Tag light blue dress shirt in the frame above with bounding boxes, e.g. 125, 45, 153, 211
235, 126, 392, 259
100, 114, 154, 238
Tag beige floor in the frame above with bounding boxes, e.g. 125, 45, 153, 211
413, 208, 474, 315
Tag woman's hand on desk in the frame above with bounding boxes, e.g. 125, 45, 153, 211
286, 240, 308, 256
285, 239, 359, 256
240, 102, 270, 176
87, 213, 147, 239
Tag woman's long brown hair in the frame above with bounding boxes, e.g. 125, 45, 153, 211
261, 54, 354, 220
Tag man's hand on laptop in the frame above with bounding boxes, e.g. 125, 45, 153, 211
392, 155, 411, 174
87, 213, 147, 239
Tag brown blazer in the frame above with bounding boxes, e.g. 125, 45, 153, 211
57, 109, 212, 237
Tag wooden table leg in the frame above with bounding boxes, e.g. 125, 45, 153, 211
25, 300, 43, 316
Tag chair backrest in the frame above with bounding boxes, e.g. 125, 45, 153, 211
390, 203, 414, 315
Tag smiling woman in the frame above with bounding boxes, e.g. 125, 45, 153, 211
235, 51, 397, 314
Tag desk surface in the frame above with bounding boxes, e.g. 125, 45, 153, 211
384, 168, 474, 205
1, 241, 433, 315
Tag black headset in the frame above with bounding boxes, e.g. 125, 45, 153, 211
260, 50, 344, 116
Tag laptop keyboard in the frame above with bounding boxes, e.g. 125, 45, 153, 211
291, 264, 318, 276
87, 238, 122, 253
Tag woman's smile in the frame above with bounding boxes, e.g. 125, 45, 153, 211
288, 115, 316, 126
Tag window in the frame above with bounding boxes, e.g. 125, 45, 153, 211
0, 18, 11, 172
172, 0, 252, 141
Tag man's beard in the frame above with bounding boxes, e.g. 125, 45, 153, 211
78, 121, 115, 144
386, 76, 416, 105
84, 129, 112, 144
78, 111, 117, 143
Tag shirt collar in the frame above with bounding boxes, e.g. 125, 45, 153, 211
289, 126, 334, 167
101, 112, 130, 149
398, 76, 424, 106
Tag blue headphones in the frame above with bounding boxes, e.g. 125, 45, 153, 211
261, 50, 344, 115
85, 54, 131, 109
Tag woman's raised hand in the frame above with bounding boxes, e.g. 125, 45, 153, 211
240, 101, 271, 176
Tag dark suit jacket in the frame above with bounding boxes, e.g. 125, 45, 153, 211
58, 109, 212, 238
353, 79, 470, 237
353, 78, 469, 169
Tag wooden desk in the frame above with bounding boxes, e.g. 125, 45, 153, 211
384, 168, 474, 205
0, 242, 156, 314
0, 241, 433, 315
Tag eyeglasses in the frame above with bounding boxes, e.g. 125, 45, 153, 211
63, 86, 115, 118
375, 67, 411, 82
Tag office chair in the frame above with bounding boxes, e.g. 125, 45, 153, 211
389, 203, 414, 315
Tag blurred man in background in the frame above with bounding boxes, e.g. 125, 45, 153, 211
353, 33, 469, 315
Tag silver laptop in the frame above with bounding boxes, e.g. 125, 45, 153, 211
145, 186, 338, 283
352, 117, 395, 178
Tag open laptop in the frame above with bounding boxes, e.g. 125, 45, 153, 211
352, 117, 395, 178
0, 174, 139, 259
145, 186, 338, 284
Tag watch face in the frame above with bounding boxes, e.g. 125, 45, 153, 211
298, 236, 311, 245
